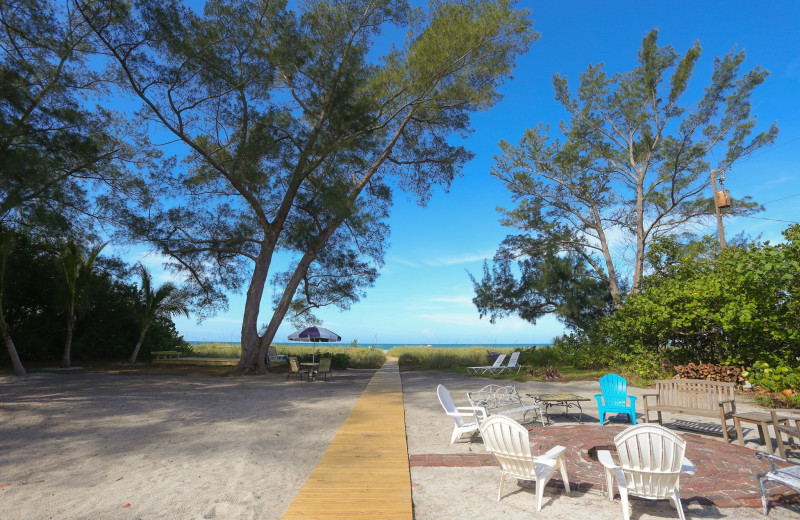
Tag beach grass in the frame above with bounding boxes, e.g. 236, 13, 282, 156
189, 343, 241, 358
387, 346, 514, 370
187, 343, 386, 369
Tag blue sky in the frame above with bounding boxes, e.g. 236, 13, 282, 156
133, 0, 800, 345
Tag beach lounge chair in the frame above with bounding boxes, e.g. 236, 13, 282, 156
755, 452, 800, 515
595, 373, 637, 425
598, 424, 695, 520
494, 351, 522, 374
267, 345, 288, 367
479, 415, 571, 512
437, 384, 487, 444
313, 357, 333, 382
466, 354, 506, 375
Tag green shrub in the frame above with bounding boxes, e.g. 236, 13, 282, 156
516, 346, 560, 367
743, 360, 800, 393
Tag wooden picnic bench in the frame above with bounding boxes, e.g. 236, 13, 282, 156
152, 350, 181, 360
643, 378, 737, 442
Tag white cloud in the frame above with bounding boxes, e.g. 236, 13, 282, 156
423, 249, 495, 267
387, 256, 419, 267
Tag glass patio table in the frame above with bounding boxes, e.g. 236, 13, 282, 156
526, 393, 591, 424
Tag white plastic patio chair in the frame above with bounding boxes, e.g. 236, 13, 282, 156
598, 423, 695, 520
494, 351, 522, 374
437, 384, 487, 444
479, 415, 571, 512
466, 354, 506, 375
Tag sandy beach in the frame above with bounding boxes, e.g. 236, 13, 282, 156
2, 366, 798, 519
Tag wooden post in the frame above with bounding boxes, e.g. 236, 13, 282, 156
711, 170, 727, 250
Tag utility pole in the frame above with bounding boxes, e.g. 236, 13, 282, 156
710, 169, 728, 250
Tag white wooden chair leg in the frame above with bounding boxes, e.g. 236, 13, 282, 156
450, 428, 459, 444
497, 471, 506, 501
536, 477, 545, 512
604, 468, 614, 500
672, 489, 686, 520
619, 487, 631, 520
558, 456, 571, 494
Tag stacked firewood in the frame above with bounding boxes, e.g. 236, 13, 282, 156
674, 362, 745, 384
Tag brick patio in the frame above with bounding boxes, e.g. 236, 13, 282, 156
409, 424, 800, 509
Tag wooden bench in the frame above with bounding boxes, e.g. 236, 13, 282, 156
467, 384, 545, 426
643, 378, 737, 442
152, 350, 181, 360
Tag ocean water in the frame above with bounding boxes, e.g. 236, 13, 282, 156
188, 341, 551, 352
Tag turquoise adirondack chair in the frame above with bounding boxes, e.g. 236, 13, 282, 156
595, 374, 637, 425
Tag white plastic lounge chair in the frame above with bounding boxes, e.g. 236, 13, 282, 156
267, 345, 287, 367
755, 452, 800, 515
479, 415, 570, 512
466, 354, 506, 375
598, 423, 695, 520
494, 351, 522, 374
437, 384, 487, 444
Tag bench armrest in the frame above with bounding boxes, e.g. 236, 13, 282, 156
642, 393, 659, 405
755, 452, 800, 470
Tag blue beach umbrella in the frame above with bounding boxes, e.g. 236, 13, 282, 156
288, 326, 341, 362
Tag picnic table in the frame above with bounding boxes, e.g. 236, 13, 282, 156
152, 351, 181, 360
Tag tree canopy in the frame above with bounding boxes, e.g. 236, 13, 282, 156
78, 0, 537, 371
476, 29, 777, 331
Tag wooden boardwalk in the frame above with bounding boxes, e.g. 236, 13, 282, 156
282, 358, 412, 519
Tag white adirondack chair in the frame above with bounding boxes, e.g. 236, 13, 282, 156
479, 415, 571, 512
466, 354, 506, 375
598, 424, 695, 520
437, 384, 487, 444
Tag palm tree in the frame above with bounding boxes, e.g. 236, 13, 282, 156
60, 240, 106, 368
128, 264, 189, 364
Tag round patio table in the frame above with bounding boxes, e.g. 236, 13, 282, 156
300, 362, 319, 381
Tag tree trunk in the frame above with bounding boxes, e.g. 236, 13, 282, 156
256, 250, 320, 370
631, 178, 647, 293
1, 315, 26, 376
236, 242, 275, 374
61, 312, 75, 368
592, 206, 622, 303
128, 325, 149, 364
255, 218, 348, 370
